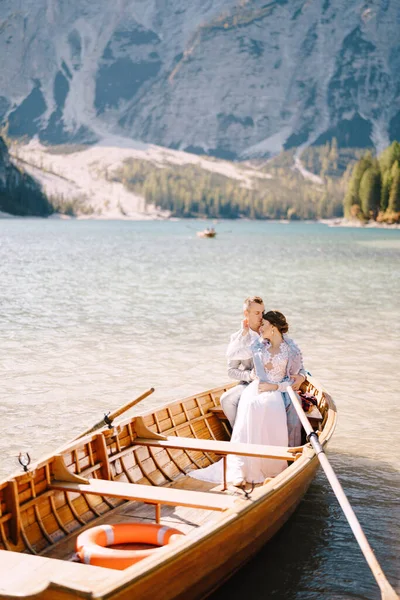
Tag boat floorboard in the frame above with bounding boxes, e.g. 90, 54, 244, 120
42, 475, 251, 562
0, 550, 122, 597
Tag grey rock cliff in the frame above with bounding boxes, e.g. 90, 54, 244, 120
1, 0, 399, 157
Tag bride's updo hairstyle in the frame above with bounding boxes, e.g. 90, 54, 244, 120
263, 310, 289, 334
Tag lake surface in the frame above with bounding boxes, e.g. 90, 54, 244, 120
1, 219, 399, 599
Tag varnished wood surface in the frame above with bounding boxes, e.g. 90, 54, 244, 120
50, 478, 236, 511
210, 404, 323, 421
44, 476, 237, 562
134, 436, 297, 460
0, 378, 337, 600
0, 549, 121, 597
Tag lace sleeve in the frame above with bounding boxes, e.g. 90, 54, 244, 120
285, 337, 305, 377
292, 349, 304, 376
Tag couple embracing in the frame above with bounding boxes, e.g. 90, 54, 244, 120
190, 296, 306, 487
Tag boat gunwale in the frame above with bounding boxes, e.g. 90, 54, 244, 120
73, 444, 329, 598
0, 382, 238, 486
2, 451, 324, 600
84, 375, 338, 596
0, 377, 334, 485
0, 376, 337, 599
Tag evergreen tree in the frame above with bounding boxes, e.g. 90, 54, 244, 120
359, 165, 381, 218
380, 169, 391, 212
343, 152, 373, 217
379, 141, 400, 173
388, 160, 400, 213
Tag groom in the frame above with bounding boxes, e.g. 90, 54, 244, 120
220, 296, 264, 427
221, 296, 305, 446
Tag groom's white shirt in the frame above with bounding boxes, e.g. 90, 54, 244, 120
226, 328, 259, 383
220, 327, 258, 427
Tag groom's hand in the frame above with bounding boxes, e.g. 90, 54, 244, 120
241, 318, 249, 335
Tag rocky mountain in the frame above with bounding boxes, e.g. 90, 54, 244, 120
1, 0, 399, 159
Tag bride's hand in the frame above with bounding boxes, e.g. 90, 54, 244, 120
291, 374, 305, 391
258, 382, 278, 393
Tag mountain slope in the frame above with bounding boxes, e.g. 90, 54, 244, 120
1, 0, 399, 157
9, 135, 276, 218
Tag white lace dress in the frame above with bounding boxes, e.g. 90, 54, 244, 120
190, 341, 290, 484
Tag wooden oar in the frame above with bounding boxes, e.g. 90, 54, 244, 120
76, 387, 155, 440
287, 386, 399, 600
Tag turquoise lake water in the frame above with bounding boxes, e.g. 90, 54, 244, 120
1, 219, 399, 599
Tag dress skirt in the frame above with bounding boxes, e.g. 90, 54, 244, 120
189, 379, 289, 484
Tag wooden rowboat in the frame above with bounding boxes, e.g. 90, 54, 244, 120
196, 229, 216, 238
0, 376, 336, 600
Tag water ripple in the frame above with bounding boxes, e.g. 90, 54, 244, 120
0, 219, 399, 598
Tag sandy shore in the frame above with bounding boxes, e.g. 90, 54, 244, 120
319, 218, 400, 229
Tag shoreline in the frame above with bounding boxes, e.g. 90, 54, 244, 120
5, 140, 399, 228
318, 217, 400, 229
1, 212, 400, 228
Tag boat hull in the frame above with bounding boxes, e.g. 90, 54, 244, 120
0, 378, 335, 600
196, 232, 216, 238
17, 459, 319, 600
104, 460, 319, 600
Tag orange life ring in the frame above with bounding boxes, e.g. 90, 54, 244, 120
76, 522, 185, 570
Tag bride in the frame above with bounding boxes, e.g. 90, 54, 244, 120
189, 310, 305, 486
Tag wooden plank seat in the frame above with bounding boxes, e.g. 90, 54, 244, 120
208, 406, 229, 420
209, 405, 322, 428
50, 479, 237, 523
209, 403, 322, 420
305, 405, 324, 429
0, 549, 121, 597
134, 436, 302, 490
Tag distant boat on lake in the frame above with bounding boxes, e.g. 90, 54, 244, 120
197, 227, 217, 238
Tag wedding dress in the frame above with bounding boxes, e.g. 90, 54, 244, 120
190, 339, 293, 485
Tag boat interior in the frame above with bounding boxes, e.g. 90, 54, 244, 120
0, 380, 332, 597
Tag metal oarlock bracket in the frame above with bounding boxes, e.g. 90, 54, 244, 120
239, 481, 255, 499
306, 431, 324, 455
18, 452, 31, 472
103, 412, 113, 429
